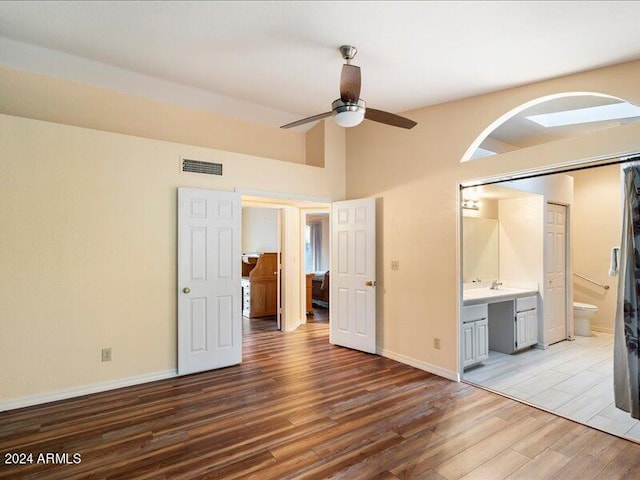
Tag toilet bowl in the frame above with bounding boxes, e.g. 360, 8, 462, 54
573, 302, 598, 336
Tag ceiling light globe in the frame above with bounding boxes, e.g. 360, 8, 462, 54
332, 99, 366, 128
335, 110, 365, 127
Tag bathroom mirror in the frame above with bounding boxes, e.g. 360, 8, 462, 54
463, 217, 499, 282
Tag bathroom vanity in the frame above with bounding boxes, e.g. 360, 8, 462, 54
462, 287, 539, 368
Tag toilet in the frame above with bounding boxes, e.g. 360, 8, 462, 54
573, 302, 598, 336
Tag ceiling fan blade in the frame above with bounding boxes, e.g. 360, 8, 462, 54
365, 108, 417, 129
280, 111, 333, 129
340, 64, 361, 103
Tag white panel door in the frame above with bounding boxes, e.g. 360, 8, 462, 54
331, 198, 376, 353
544, 203, 567, 345
178, 188, 241, 375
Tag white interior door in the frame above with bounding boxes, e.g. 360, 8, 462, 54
330, 198, 376, 353
178, 188, 241, 375
544, 202, 567, 345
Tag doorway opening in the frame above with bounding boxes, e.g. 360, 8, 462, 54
238, 195, 332, 339
459, 157, 640, 442
303, 210, 331, 325
241, 204, 282, 333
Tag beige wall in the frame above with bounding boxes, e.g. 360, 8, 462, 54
0, 66, 307, 165
242, 207, 279, 254
347, 59, 640, 377
0, 113, 345, 405
571, 165, 621, 333
305, 122, 325, 167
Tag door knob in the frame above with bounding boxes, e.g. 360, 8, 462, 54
365, 281, 377, 287
183, 287, 191, 294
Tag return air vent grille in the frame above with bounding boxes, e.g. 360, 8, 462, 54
182, 159, 223, 176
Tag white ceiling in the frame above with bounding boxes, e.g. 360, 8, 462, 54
2, 1, 640, 129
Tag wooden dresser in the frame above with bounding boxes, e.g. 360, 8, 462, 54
306, 273, 313, 315
241, 253, 278, 318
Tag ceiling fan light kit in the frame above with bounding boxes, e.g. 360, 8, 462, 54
332, 98, 366, 127
281, 45, 417, 130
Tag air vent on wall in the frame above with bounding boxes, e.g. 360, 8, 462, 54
182, 158, 223, 176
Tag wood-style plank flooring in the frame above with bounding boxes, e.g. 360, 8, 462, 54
2, 321, 640, 479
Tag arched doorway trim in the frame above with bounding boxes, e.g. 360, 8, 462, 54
460, 92, 624, 163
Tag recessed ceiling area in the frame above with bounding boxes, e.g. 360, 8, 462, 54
472, 95, 640, 159
2, 1, 640, 129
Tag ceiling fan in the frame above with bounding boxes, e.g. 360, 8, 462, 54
280, 45, 417, 130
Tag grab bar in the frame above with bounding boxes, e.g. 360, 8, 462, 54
573, 273, 610, 290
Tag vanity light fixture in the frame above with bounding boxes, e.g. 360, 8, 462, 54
462, 199, 480, 210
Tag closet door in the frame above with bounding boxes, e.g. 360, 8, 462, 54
544, 203, 567, 345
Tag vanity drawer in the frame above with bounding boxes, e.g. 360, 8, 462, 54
462, 304, 488, 323
516, 296, 537, 312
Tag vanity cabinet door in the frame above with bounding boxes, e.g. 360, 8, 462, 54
475, 319, 489, 362
516, 312, 527, 349
525, 309, 538, 346
462, 304, 488, 368
462, 322, 476, 368
516, 309, 538, 349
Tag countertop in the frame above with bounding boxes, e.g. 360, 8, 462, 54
463, 287, 538, 306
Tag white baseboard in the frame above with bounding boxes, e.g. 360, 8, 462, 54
0, 369, 177, 412
377, 347, 460, 382
592, 326, 614, 334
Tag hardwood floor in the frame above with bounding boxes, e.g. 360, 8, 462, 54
1, 323, 640, 479
307, 306, 329, 323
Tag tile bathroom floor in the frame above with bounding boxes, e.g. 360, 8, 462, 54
464, 332, 640, 442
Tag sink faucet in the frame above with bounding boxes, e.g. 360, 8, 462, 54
490, 280, 503, 290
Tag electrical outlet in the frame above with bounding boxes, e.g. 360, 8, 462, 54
433, 338, 441, 350
101, 348, 112, 362
391, 260, 399, 271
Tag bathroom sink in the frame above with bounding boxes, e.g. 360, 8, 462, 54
463, 286, 538, 304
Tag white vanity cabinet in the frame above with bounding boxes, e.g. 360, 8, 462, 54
515, 296, 538, 350
462, 304, 489, 368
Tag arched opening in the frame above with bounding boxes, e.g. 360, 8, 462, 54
459, 91, 640, 442
461, 92, 640, 162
